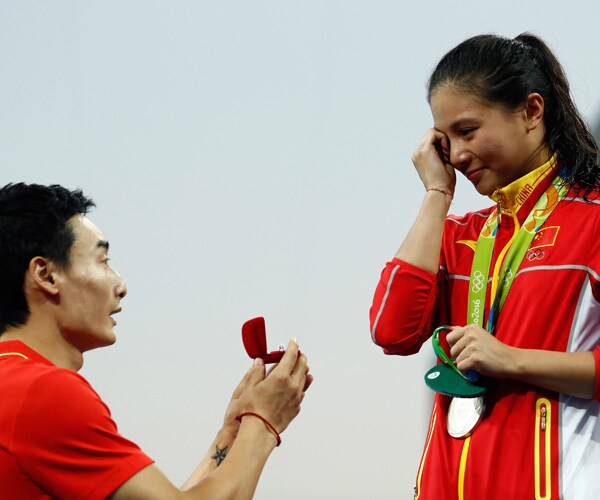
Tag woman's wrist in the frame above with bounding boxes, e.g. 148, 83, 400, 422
426, 186, 453, 199
423, 187, 453, 213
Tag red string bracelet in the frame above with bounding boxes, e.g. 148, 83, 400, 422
236, 412, 281, 446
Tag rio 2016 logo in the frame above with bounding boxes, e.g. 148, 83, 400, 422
471, 299, 481, 324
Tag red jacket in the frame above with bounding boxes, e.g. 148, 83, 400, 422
370, 163, 600, 499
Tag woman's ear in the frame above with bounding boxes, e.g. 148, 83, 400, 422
524, 92, 545, 132
29, 256, 60, 296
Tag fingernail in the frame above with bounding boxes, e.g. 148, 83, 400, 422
292, 337, 299, 346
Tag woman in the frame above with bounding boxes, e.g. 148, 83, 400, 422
370, 33, 600, 499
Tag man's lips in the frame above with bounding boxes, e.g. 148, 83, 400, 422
110, 307, 122, 325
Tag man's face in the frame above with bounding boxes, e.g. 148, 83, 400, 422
53, 215, 127, 352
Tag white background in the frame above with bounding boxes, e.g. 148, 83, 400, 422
2, 2, 600, 499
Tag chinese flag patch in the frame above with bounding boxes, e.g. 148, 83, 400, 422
530, 225, 560, 250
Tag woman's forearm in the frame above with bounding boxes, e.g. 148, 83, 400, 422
395, 190, 452, 273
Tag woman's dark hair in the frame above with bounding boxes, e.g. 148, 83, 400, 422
0, 183, 95, 333
427, 33, 600, 199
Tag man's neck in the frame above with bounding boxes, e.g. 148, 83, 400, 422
0, 320, 84, 371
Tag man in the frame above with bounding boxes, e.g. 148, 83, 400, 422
0, 182, 312, 499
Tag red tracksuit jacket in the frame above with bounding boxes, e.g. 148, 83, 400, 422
370, 162, 600, 499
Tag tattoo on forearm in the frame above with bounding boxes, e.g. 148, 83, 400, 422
211, 445, 228, 466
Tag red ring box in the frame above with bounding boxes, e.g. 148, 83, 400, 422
242, 317, 285, 364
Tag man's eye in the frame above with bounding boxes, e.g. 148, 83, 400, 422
460, 128, 475, 136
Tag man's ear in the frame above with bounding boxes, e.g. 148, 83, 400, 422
524, 92, 545, 132
28, 256, 60, 296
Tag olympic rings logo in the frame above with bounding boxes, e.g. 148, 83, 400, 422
471, 270, 485, 293
527, 249, 545, 261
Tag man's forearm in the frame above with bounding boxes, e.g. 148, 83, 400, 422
183, 417, 277, 499
111, 418, 277, 500
180, 427, 238, 490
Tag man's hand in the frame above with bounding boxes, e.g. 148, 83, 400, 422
220, 360, 265, 441
111, 340, 313, 500
237, 338, 313, 434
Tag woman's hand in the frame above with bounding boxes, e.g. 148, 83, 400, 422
411, 129, 456, 196
446, 324, 516, 378
445, 324, 596, 398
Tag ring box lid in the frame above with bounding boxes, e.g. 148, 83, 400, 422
242, 316, 285, 364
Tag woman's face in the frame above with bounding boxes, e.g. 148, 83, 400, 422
430, 86, 547, 196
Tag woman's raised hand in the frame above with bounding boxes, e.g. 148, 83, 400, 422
411, 129, 456, 196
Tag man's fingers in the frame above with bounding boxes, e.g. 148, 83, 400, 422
270, 338, 300, 374
303, 373, 314, 392
245, 358, 266, 387
288, 352, 311, 397
231, 363, 255, 399
231, 358, 266, 399
290, 351, 308, 377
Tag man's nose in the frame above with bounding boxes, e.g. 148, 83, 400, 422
114, 272, 127, 299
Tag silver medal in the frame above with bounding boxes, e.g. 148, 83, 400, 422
447, 396, 485, 438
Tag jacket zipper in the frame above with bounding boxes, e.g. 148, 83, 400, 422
414, 403, 439, 499
534, 398, 551, 500
495, 190, 503, 224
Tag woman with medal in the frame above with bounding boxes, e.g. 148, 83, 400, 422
370, 33, 600, 500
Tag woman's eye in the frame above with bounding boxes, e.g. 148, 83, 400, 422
103, 258, 111, 265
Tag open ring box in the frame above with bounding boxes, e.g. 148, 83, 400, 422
242, 317, 288, 364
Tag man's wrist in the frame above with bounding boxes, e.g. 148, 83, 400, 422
217, 422, 239, 444
237, 414, 280, 451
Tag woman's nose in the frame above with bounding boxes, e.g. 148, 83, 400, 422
450, 142, 470, 171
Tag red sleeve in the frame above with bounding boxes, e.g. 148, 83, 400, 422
11, 369, 154, 499
369, 258, 439, 355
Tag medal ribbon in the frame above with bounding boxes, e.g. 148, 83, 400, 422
425, 164, 567, 401
467, 173, 569, 333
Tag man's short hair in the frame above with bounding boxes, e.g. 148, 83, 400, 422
0, 183, 95, 334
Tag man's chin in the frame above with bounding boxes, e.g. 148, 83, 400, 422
80, 332, 118, 353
